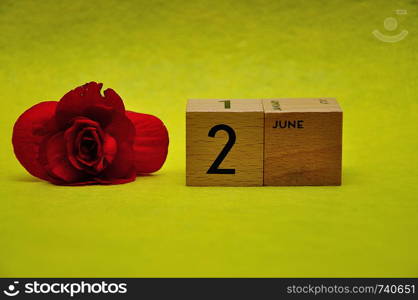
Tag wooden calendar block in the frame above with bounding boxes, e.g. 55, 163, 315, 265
263, 98, 342, 186
186, 99, 264, 186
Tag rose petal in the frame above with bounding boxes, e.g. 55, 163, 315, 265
40, 132, 86, 183
105, 111, 136, 142
126, 111, 169, 174
56, 82, 125, 129
103, 133, 117, 165
45, 113, 135, 185
39, 132, 130, 186
12, 101, 59, 180
62, 173, 136, 186
64, 118, 102, 171
101, 114, 136, 181
100, 141, 136, 183
75, 128, 101, 168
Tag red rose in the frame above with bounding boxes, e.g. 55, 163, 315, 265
12, 82, 169, 185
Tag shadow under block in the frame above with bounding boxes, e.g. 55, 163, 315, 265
263, 98, 342, 186
186, 99, 264, 186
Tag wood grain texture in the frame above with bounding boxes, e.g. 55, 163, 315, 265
187, 99, 264, 186
263, 98, 342, 186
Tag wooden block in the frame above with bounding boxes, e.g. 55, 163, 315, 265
186, 99, 264, 186
262, 98, 342, 186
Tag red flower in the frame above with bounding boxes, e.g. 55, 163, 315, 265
12, 82, 169, 185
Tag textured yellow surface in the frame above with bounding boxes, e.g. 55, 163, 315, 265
0, 0, 417, 277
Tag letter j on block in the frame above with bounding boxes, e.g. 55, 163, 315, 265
186, 99, 264, 186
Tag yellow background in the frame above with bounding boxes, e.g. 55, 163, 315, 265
0, 0, 417, 277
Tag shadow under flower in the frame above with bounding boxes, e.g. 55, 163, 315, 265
10, 174, 41, 183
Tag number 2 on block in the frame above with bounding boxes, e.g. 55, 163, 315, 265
207, 124, 236, 174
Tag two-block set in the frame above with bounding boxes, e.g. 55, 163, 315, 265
186, 98, 343, 186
